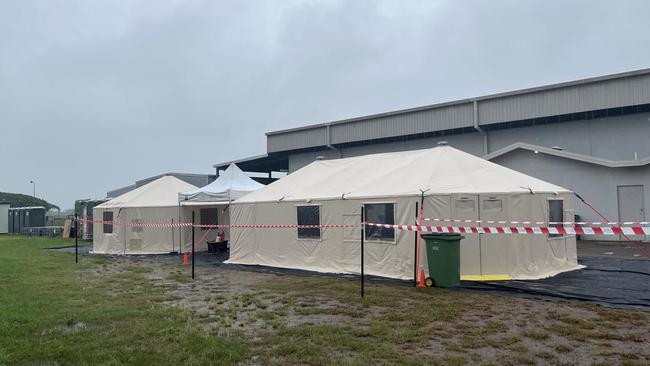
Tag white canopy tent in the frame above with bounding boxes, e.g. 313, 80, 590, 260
179, 163, 264, 203
227, 145, 581, 281
93, 176, 198, 254
178, 163, 265, 247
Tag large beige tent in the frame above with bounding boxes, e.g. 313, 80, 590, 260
227, 145, 581, 281
93, 176, 198, 254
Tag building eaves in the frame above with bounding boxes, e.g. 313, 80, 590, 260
212, 154, 269, 169
485, 143, 650, 168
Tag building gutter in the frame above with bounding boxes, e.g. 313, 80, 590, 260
326, 124, 342, 158
473, 100, 488, 155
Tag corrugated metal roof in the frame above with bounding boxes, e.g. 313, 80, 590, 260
266, 68, 650, 153
485, 143, 650, 168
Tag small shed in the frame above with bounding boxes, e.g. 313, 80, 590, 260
0, 202, 9, 234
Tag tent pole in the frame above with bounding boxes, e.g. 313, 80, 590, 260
171, 218, 175, 253
415, 190, 427, 286
191, 211, 195, 279
413, 202, 418, 286
75, 213, 78, 264
360, 206, 364, 298
178, 203, 181, 254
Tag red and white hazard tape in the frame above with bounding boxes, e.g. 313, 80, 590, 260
78, 218, 650, 235
366, 222, 650, 235
79, 218, 357, 229
196, 223, 357, 229
423, 218, 650, 226
79, 218, 192, 228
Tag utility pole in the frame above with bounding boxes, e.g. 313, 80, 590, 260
29, 180, 36, 206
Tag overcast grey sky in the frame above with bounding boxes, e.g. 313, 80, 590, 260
1, 0, 649, 209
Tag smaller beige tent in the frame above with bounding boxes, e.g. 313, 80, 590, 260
93, 176, 198, 254
227, 145, 581, 281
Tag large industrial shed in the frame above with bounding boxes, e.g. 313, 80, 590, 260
215, 68, 650, 241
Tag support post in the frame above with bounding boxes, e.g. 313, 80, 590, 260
74, 213, 78, 264
191, 211, 195, 279
360, 206, 364, 298
171, 218, 175, 253
413, 201, 418, 285
415, 190, 428, 286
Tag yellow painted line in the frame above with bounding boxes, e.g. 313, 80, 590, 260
461, 275, 511, 281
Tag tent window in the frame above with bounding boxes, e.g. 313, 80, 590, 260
455, 199, 475, 212
483, 199, 503, 212
297, 206, 320, 239
200, 208, 219, 230
103, 211, 113, 234
364, 203, 395, 242
549, 200, 564, 238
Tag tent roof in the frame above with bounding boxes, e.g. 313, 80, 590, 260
180, 163, 263, 197
179, 163, 264, 202
98, 175, 198, 208
237, 145, 570, 203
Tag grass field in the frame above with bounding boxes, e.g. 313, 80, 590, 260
1, 235, 649, 365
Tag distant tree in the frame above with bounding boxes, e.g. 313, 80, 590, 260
0, 192, 60, 211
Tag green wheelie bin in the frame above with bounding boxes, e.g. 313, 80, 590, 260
421, 233, 464, 288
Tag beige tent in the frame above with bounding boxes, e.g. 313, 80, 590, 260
227, 145, 581, 281
93, 176, 198, 254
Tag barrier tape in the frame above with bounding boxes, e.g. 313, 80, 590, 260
423, 218, 650, 226
78, 218, 650, 235
365, 223, 650, 235
78, 218, 357, 229
81, 219, 192, 228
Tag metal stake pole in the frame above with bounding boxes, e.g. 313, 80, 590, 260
413, 201, 418, 286
75, 213, 78, 263
191, 211, 195, 279
361, 206, 364, 298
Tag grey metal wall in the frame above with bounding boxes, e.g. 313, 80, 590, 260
491, 150, 650, 241
488, 112, 650, 161
268, 103, 474, 153
268, 71, 650, 154
330, 103, 474, 144
288, 112, 650, 172
288, 132, 485, 172
478, 73, 650, 124
267, 127, 329, 153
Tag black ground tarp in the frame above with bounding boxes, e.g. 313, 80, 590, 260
462, 258, 650, 309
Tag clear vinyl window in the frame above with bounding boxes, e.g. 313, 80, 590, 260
455, 199, 475, 212
549, 199, 564, 238
297, 206, 320, 239
364, 203, 395, 242
482, 199, 503, 212
103, 211, 113, 234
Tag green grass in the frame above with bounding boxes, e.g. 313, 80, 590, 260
0, 235, 246, 365
1, 235, 649, 366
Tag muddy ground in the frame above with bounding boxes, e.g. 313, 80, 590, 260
82, 254, 650, 365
